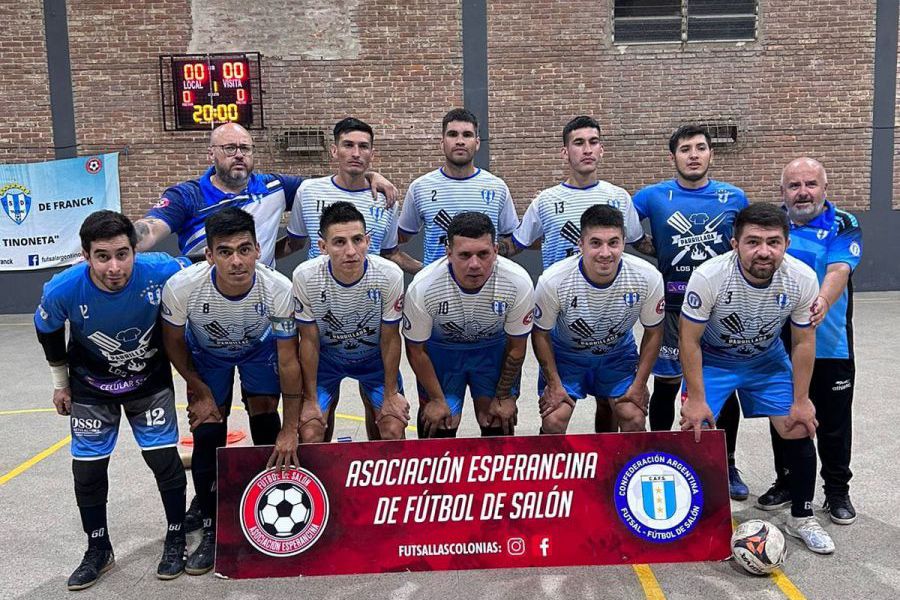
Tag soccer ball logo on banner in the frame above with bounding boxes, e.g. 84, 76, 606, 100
240, 467, 330, 557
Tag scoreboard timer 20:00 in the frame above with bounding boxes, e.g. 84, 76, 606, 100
165, 54, 262, 130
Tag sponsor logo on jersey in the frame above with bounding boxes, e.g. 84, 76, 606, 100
849, 241, 861, 257
153, 197, 170, 209
686, 292, 702, 309
614, 451, 704, 543
666, 281, 688, 294
240, 467, 330, 557
393, 293, 404, 313
656, 298, 665, 314
522, 308, 534, 325
1, 183, 32, 225
666, 211, 727, 266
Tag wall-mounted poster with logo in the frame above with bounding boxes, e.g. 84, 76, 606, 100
216, 431, 732, 579
0, 153, 120, 271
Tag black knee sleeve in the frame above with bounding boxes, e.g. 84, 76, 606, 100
72, 458, 111, 507
783, 436, 816, 518
648, 377, 680, 431
191, 422, 227, 520
249, 411, 282, 445
142, 446, 187, 492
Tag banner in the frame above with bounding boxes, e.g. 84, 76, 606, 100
0, 153, 120, 271
216, 431, 732, 579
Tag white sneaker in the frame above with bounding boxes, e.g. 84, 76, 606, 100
786, 515, 835, 555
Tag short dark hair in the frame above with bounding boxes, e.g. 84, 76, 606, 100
333, 117, 374, 142
563, 115, 601, 145
205, 207, 256, 248
319, 201, 366, 238
668, 125, 712, 154
442, 108, 478, 134
80, 210, 137, 252
580, 204, 625, 237
446, 211, 495, 245
733, 203, 789, 240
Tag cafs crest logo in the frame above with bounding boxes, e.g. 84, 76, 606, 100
1, 183, 32, 225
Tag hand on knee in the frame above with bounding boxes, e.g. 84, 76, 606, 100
299, 419, 326, 443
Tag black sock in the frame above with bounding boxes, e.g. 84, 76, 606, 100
769, 422, 790, 484
249, 412, 282, 445
431, 427, 459, 438
161, 487, 186, 540
79, 505, 111, 550
783, 437, 816, 518
192, 422, 227, 527
649, 378, 680, 431
480, 425, 508, 437
718, 392, 741, 466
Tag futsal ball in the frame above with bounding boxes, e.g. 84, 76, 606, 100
731, 519, 787, 575
257, 482, 311, 538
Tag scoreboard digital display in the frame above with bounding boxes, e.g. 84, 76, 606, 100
161, 53, 263, 131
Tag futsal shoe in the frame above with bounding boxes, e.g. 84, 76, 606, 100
67, 547, 115, 591
756, 481, 792, 511
185, 529, 216, 575
824, 494, 857, 525
728, 466, 750, 500
156, 535, 186, 580
786, 515, 835, 555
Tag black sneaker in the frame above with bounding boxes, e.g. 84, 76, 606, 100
67, 547, 115, 591
185, 529, 215, 575
756, 481, 792, 511
824, 494, 857, 525
156, 535, 186, 580
184, 495, 203, 533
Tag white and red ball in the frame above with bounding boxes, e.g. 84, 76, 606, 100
731, 519, 787, 575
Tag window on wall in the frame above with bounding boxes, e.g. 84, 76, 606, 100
613, 0, 758, 44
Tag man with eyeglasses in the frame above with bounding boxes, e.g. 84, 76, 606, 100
134, 123, 397, 267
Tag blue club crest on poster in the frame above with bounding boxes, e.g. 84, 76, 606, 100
0, 153, 120, 271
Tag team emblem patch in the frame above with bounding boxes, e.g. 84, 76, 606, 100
656, 298, 665, 314
716, 189, 730, 204
533, 304, 543, 320
816, 228, 829, 240
153, 197, 170, 209
775, 293, 789, 308
482, 189, 496, 205
393, 293, 405, 312
1, 183, 32, 225
368, 289, 382, 304
240, 467, 330, 557
523, 308, 534, 325
849, 241, 861, 257
623, 292, 640, 307
686, 291, 702, 309
491, 300, 508, 316
614, 452, 704, 543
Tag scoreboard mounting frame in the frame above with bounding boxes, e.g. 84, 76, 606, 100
159, 52, 265, 131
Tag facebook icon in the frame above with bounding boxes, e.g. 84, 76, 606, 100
28, 254, 39, 266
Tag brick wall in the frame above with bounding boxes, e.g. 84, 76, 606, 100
0, 0, 888, 220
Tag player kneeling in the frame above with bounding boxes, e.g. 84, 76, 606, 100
292, 202, 409, 442
35, 211, 191, 590
533, 204, 664, 434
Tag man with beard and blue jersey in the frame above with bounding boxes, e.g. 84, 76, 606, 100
680, 202, 835, 555
756, 157, 862, 526
398, 108, 520, 266
632, 124, 750, 500
35, 211, 190, 589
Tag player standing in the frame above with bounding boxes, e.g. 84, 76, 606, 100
632, 125, 750, 500
501, 115, 647, 264
398, 108, 519, 266
680, 203, 834, 554
161, 208, 301, 574
403, 212, 534, 438
533, 205, 664, 434
35, 211, 190, 589
757, 157, 862, 525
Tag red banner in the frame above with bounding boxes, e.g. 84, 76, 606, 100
215, 431, 732, 579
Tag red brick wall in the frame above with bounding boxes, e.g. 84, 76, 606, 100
0, 0, 888, 219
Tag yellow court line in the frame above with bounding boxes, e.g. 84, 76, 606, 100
0, 436, 71, 486
771, 569, 808, 600
0, 408, 57, 416
633, 564, 666, 600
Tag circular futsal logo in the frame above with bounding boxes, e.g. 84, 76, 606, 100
85, 157, 102, 174
614, 452, 703, 543
240, 467, 330, 557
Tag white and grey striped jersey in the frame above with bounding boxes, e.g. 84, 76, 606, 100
292, 255, 404, 363
681, 251, 819, 363
534, 254, 664, 357
512, 181, 644, 269
285, 176, 399, 259
403, 256, 534, 349
161, 261, 295, 359
398, 168, 520, 266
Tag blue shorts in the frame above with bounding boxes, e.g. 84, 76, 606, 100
421, 340, 519, 416
651, 311, 682, 378
539, 346, 638, 400
70, 388, 179, 460
687, 350, 794, 418
189, 339, 280, 408
316, 353, 403, 413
